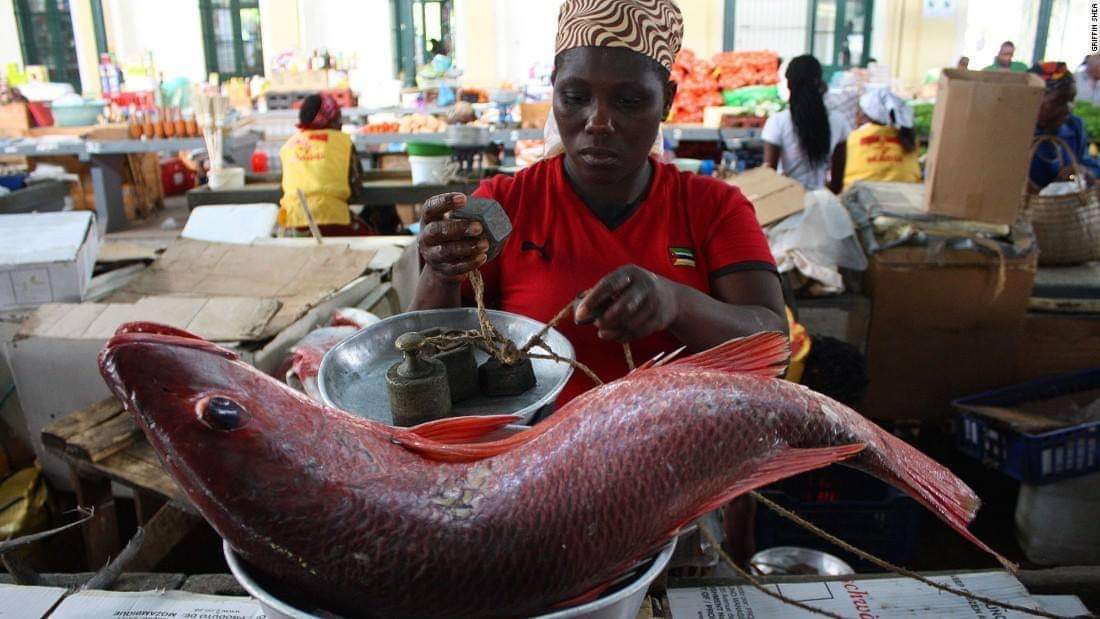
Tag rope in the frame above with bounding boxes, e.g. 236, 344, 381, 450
748, 492, 1076, 619
697, 526, 847, 619
417, 270, 606, 386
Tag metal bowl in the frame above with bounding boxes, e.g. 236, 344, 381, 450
224, 539, 676, 619
749, 546, 855, 577
317, 308, 574, 425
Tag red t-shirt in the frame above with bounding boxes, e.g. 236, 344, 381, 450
469, 155, 775, 405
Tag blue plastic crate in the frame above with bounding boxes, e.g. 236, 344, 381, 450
953, 368, 1100, 485
754, 466, 922, 571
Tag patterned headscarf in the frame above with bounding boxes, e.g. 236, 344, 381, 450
297, 93, 341, 130
859, 88, 914, 129
555, 0, 683, 72
1029, 61, 1074, 93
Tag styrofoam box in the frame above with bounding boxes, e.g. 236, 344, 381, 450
0, 211, 98, 311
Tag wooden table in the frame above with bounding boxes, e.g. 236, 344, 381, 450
41, 398, 201, 572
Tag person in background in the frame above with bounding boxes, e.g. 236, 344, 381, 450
956, 56, 970, 70
1029, 62, 1100, 190
762, 55, 850, 193
984, 41, 1029, 72
1074, 54, 1100, 105
843, 89, 921, 186
278, 93, 369, 236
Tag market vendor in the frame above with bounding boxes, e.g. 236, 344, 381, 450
843, 88, 921, 186
1029, 61, 1100, 190
762, 55, 850, 193
984, 41, 1029, 73
411, 0, 787, 408
278, 93, 368, 235
1074, 54, 1100, 105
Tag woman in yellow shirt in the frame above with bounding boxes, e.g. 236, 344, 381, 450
843, 89, 922, 187
279, 93, 368, 235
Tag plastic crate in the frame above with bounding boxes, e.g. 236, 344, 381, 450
160, 157, 196, 196
754, 466, 922, 572
953, 368, 1100, 485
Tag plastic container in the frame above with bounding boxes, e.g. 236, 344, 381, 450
408, 155, 450, 185
673, 158, 703, 174
0, 173, 28, 192
754, 466, 922, 571
160, 157, 197, 196
251, 150, 270, 174
953, 368, 1100, 484
50, 100, 107, 126
406, 142, 452, 157
208, 166, 246, 191
1015, 471, 1100, 565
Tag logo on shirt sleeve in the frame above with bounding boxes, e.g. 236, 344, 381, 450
669, 246, 696, 268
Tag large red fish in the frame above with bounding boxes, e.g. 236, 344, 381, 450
98, 322, 1006, 618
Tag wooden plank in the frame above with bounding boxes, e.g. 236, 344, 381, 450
127, 503, 202, 572
66, 413, 141, 463
95, 449, 190, 506
41, 397, 125, 452
69, 468, 121, 571
134, 489, 165, 526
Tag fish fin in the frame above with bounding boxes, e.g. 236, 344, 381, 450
392, 422, 548, 463
663, 332, 789, 377
653, 346, 686, 368
114, 322, 204, 340
861, 427, 1018, 572
408, 415, 521, 444
665, 443, 866, 537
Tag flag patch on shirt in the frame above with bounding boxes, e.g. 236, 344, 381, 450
669, 247, 696, 267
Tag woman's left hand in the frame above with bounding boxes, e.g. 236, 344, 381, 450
574, 265, 680, 343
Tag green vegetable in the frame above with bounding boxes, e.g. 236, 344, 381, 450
1073, 101, 1100, 139
911, 102, 934, 140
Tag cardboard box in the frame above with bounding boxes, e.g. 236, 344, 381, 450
0, 212, 98, 312
923, 70, 1045, 225
4, 239, 384, 485
728, 166, 806, 226
0, 103, 31, 138
1013, 313, 1100, 382
862, 243, 1038, 421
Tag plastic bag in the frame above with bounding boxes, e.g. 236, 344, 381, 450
767, 190, 868, 293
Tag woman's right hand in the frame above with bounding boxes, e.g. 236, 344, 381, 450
418, 193, 490, 282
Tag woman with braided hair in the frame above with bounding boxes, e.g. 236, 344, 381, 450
762, 55, 850, 193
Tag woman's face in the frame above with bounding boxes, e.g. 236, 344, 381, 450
1037, 85, 1075, 132
552, 47, 674, 187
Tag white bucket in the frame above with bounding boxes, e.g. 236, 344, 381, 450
208, 166, 246, 191
408, 155, 450, 185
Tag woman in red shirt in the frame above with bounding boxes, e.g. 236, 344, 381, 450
412, 0, 786, 407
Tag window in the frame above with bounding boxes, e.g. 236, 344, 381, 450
723, 0, 874, 74
12, 0, 82, 90
809, 0, 874, 74
392, 0, 454, 86
199, 0, 264, 79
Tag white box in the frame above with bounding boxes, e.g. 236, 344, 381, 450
0, 211, 98, 312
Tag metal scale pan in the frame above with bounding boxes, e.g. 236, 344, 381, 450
318, 308, 575, 425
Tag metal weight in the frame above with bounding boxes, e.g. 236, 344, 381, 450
386, 332, 452, 426
451, 197, 513, 261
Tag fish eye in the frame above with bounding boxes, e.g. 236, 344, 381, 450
198, 396, 251, 432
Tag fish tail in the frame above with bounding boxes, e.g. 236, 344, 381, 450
861, 426, 1017, 572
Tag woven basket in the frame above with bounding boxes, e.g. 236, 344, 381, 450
1022, 135, 1100, 265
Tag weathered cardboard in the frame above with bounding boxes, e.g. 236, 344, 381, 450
0, 212, 98, 311
729, 166, 807, 226
862, 244, 1038, 421
1014, 313, 1100, 383
923, 69, 1045, 225
109, 239, 377, 337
